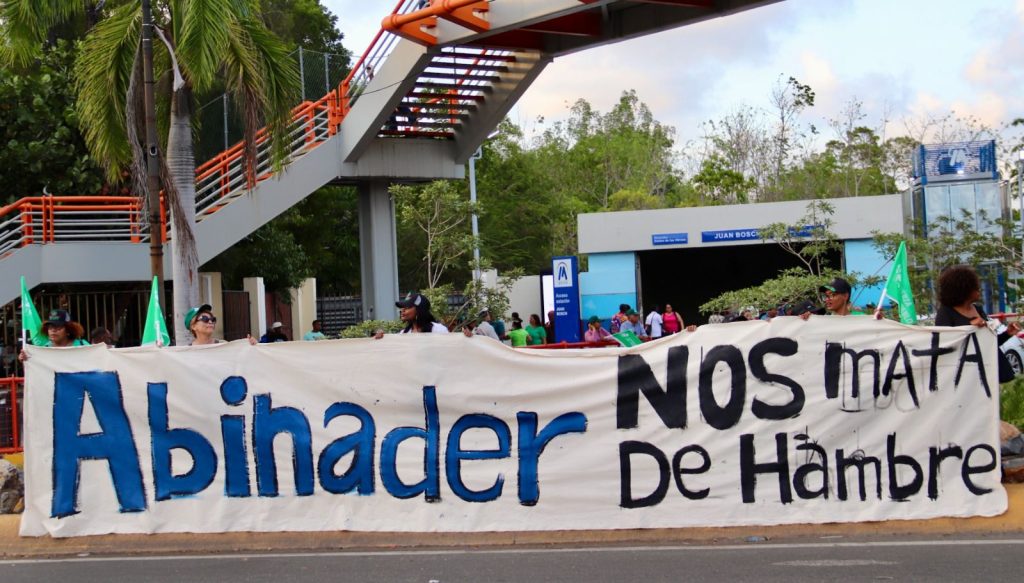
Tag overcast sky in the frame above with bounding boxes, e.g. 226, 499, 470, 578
320, 0, 1024, 149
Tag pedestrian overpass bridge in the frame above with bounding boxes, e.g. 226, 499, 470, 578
1, 0, 780, 320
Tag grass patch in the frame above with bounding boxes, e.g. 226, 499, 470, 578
1001, 377, 1024, 429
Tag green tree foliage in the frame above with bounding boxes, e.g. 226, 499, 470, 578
203, 185, 360, 294
0, 41, 107, 201
393, 180, 476, 291
260, 0, 350, 56
873, 210, 1021, 313
691, 154, 755, 204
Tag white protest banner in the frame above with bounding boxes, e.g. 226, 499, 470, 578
20, 317, 1007, 537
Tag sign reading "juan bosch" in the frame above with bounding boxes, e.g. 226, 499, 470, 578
701, 228, 760, 243
701, 226, 818, 244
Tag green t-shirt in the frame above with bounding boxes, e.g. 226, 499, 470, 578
525, 324, 546, 345
508, 328, 530, 347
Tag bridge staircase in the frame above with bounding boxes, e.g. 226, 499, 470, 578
0, 0, 778, 314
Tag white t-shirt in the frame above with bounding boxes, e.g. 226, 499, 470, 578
474, 321, 501, 340
399, 322, 449, 334
645, 311, 663, 338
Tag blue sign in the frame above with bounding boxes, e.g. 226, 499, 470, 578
913, 140, 997, 184
651, 233, 688, 246
551, 256, 581, 343
701, 228, 761, 243
701, 226, 818, 243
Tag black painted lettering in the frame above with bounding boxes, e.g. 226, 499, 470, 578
836, 448, 882, 501
619, 441, 669, 508
961, 444, 997, 495
671, 445, 711, 500
911, 333, 955, 393
739, 432, 792, 504
887, 433, 923, 500
927, 444, 963, 500
699, 346, 746, 430
955, 334, 991, 398
824, 343, 880, 401
748, 338, 805, 420
617, 346, 689, 430
881, 341, 919, 407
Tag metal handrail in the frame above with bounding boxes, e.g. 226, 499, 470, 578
0, 377, 24, 454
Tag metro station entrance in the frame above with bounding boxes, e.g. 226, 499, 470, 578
637, 244, 842, 326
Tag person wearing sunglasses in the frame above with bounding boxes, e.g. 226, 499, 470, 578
184, 304, 256, 346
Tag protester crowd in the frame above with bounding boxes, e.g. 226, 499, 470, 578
15, 269, 1012, 355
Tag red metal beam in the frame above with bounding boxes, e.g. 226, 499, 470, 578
520, 11, 602, 37
466, 30, 547, 51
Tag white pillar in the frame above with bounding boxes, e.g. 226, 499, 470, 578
243, 277, 266, 339
358, 181, 400, 322
290, 278, 317, 340
199, 271, 225, 341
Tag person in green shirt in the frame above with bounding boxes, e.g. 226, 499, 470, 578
525, 313, 547, 345
507, 319, 530, 347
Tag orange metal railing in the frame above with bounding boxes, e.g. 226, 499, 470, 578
0, 196, 167, 257
0, 377, 23, 454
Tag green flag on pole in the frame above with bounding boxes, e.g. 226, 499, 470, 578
612, 330, 643, 347
20, 276, 47, 346
142, 276, 170, 347
883, 241, 918, 325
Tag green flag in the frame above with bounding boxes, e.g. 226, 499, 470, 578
142, 276, 170, 347
612, 330, 643, 347
883, 241, 918, 325
20, 276, 47, 346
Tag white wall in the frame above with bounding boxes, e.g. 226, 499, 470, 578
506, 275, 542, 322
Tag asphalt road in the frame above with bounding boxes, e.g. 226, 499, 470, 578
3, 536, 1023, 582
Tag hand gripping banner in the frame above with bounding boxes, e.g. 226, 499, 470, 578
20, 317, 1007, 537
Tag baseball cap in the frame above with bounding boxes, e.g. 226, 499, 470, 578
791, 300, 826, 316
46, 309, 71, 326
819, 277, 852, 295
396, 292, 429, 310
184, 304, 213, 330
271, 321, 283, 329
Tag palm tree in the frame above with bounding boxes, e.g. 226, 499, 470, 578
1, 0, 299, 343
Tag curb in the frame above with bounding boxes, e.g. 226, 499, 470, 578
2, 484, 1022, 559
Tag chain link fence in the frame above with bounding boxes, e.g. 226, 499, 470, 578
194, 47, 350, 165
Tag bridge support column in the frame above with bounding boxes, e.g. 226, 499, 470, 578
358, 180, 400, 322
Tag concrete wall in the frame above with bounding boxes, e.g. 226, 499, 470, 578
506, 275, 542, 322
578, 195, 906, 255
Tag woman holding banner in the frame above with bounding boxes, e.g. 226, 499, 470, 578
185, 304, 257, 346
935, 265, 1017, 383
18, 309, 89, 361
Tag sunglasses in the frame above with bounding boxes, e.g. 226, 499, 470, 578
197, 314, 217, 324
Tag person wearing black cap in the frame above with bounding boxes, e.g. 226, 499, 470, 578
375, 292, 449, 338
799, 277, 852, 319
819, 277, 853, 316
18, 309, 88, 361
41, 309, 88, 347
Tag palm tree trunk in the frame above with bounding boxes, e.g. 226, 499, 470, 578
167, 89, 200, 345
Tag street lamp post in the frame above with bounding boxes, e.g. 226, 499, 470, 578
1018, 151, 1024, 269
468, 147, 483, 283
141, 0, 167, 320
